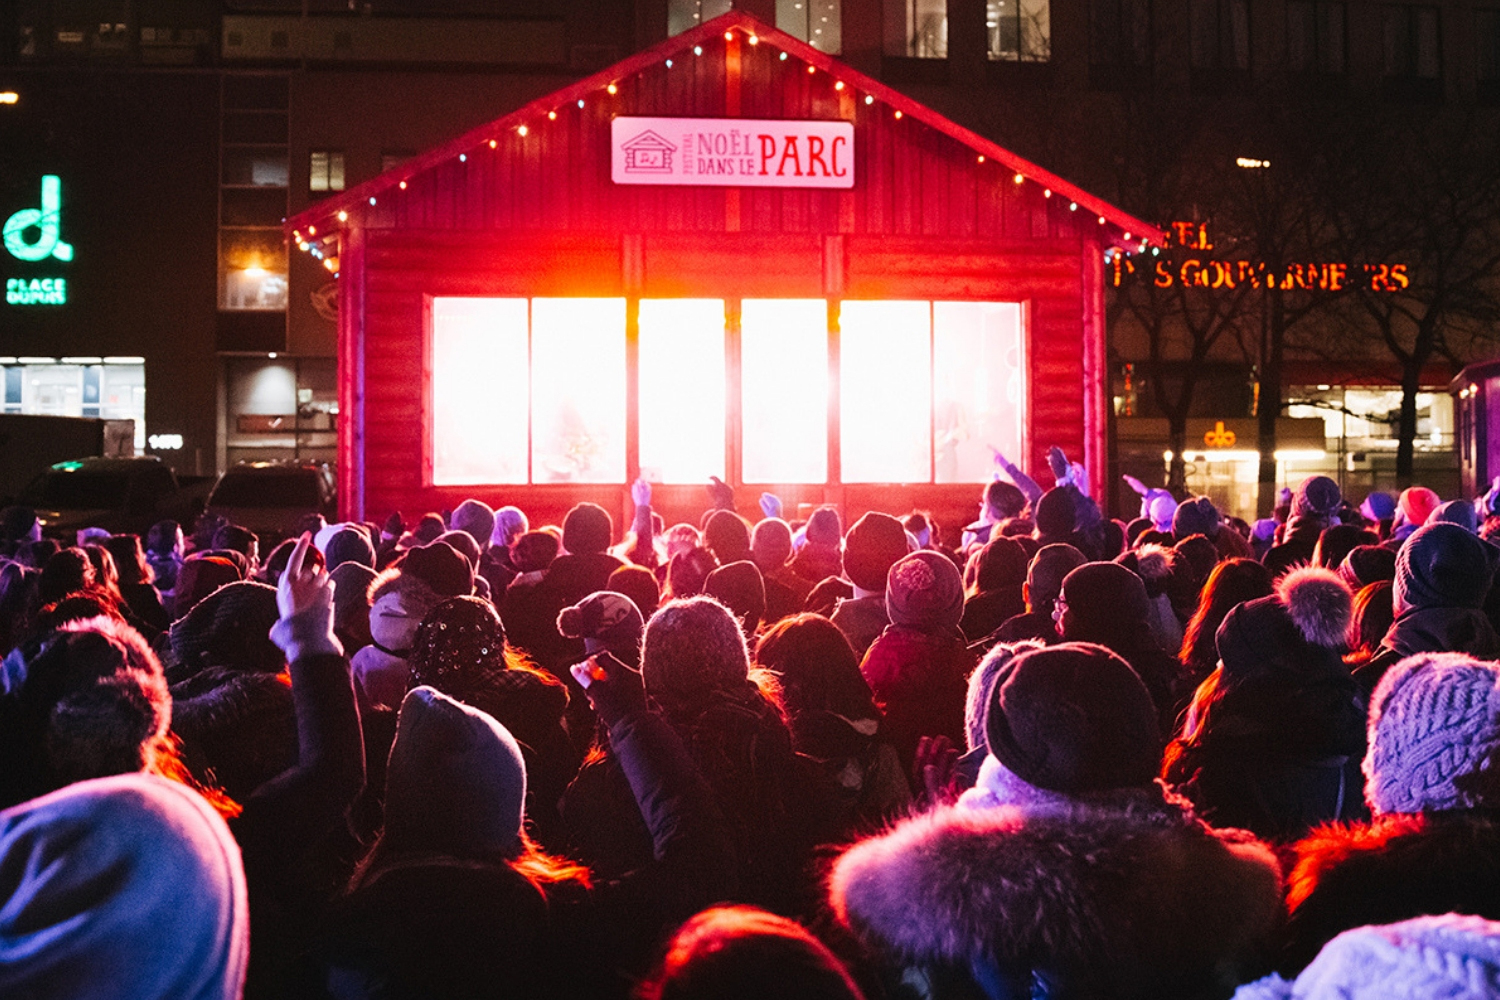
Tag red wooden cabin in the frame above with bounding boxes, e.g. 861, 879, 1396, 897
287, 11, 1160, 537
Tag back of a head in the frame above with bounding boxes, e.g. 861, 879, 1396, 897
409, 596, 508, 698
1313, 524, 1379, 571
493, 506, 529, 549
1213, 567, 1353, 684
609, 564, 661, 619
1350, 580, 1395, 656
562, 502, 613, 555
1025, 543, 1087, 610
642, 596, 751, 717
641, 906, 866, 1000
325, 526, 376, 571
751, 518, 794, 572
102, 535, 151, 586
804, 507, 843, 548
450, 499, 497, 552
557, 590, 645, 663
704, 560, 766, 631
1171, 496, 1220, 542
0, 773, 249, 1000
971, 536, 1028, 593
0, 505, 39, 544
1292, 475, 1343, 521
884, 550, 964, 631
842, 512, 910, 593
1057, 561, 1149, 641
510, 530, 560, 574
169, 580, 283, 676
172, 555, 244, 620
984, 479, 1027, 521
666, 547, 717, 599
1033, 486, 1079, 540
39, 548, 95, 606
211, 524, 258, 561
704, 510, 752, 565
753, 613, 870, 721
1394, 521, 1500, 616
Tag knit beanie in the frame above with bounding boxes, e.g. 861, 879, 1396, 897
971, 537, 1028, 592
842, 512, 911, 592
704, 561, 766, 632
437, 530, 481, 575
1360, 491, 1398, 523
557, 590, 645, 659
169, 667, 297, 802
1026, 543, 1088, 609
1364, 651, 1500, 815
703, 510, 752, 565
1215, 568, 1353, 682
608, 564, 661, 619
983, 642, 1161, 795
492, 506, 529, 549
509, 530, 559, 574
0, 774, 249, 1000
1147, 494, 1179, 533
324, 527, 375, 571
1338, 545, 1397, 589
805, 507, 843, 548
409, 596, 507, 697
1057, 562, 1150, 638
383, 686, 526, 858
451, 499, 497, 551
1393, 522, 1500, 615
397, 513, 446, 550
1293, 476, 1343, 519
641, 596, 751, 718
1233, 914, 1500, 1000
964, 640, 1041, 753
1172, 496, 1220, 541
1034, 486, 1079, 539
562, 503, 612, 555
169, 580, 283, 675
885, 551, 964, 630
1398, 487, 1442, 529
396, 541, 473, 601
1432, 499, 1479, 533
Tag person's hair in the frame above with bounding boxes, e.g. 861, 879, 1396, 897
638, 906, 866, 1000
753, 613, 875, 722
0, 562, 41, 657
38, 548, 97, 607
146, 520, 181, 556
103, 534, 154, 587
664, 546, 718, 601
1346, 579, 1395, 667
1179, 559, 1274, 683
212, 524, 258, 560
83, 543, 125, 606
349, 827, 591, 899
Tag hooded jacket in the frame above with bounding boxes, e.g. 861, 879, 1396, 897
828, 789, 1281, 999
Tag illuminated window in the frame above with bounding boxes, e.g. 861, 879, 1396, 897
639, 300, 726, 484
1090, 0, 1152, 72
1287, 0, 1345, 75
989, 0, 1051, 61
1190, 0, 1250, 70
1383, 5, 1441, 79
1, 360, 146, 450
778, 0, 842, 53
431, 298, 530, 486
840, 301, 932, 483
933, 302, 1025, 483
530, 298, 627, 484
309, 150, 345, 192
741, 300, 828, 484
887, 0, 947, 57
668, 0, 732, 36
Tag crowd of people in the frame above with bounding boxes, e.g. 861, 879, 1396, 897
4, 454, 1500, 999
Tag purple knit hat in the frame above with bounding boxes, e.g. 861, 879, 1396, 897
885, 550, 964, 630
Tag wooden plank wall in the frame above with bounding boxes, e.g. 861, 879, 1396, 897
348, 33, 1100, 525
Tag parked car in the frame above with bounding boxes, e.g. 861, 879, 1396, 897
204, 461, 336, 544
20, 456, 209, 540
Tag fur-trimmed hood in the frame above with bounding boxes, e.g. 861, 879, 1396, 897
829, 790, 1281, 997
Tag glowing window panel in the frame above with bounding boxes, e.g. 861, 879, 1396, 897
741, 299, 828, 484
431, 298, 530, 485
839, 300, 932, 482
639, 299, 726, 484
531, 298, 626, 483
933, 302, 1025, 483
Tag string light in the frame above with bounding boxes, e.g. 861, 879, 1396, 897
517, 125, 528, 136
893, 110, 902, 119
1013, 173, 1023, 184
369, 197, 376, 205
308, 226, 316, 235
666, 58, 673, 67
724, 31, 733, 40
977, 155, 985, 163
807, 65, 815, 74
834, 80, 844, 90
489, 139, 497, 148
607, 83, 618, 94
779, 51, 787, 60
1097, 215, 1106, 224
749, 34, 758, 45
398, 181, 407, 189
864, 94, 873, 104
337, 210, 347, 222
577, 98, 585, 107
548, 111, 557, 119
458, 154, 466, 162
693, 46, 702, 56
1043, 189, 1052, 198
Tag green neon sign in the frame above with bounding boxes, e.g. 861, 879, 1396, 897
4, 176, 73, 262
6, 277, 66, 305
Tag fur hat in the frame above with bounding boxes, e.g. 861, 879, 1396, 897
1398, 487, 1442, 529
641, 596, 751, 718
704, 561, 766, 634
509, 530, 559, 574
562, 502, 613, 555
1172, 496, 1220, 541
1364, 651, 1500, 815
450, 499, 496, 551
324, 527, 375, 571
842, 512, 911, 592
703, 510, 752, 565
1360, 491, 1398, 523
885, 551, 964, 630
805, 507, 843, 548
983, 642, 1161, 795
557, 590, 644, 659
169, 666, 296, 802
383, 686, 527, 858
1214, 568, 1353, 681
1394, 522, 1500, 615
1293, 476, 1343, 519
168, 581, 283, 676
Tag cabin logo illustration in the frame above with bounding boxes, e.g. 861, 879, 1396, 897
620, 130, 676, 174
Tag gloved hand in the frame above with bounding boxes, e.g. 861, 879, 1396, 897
631, 477, 652, 508
570, 650, 648, 728
381, 511, 403, 540
269, 532, 343, 662
707, 476, 735, 511
759, 492, 782, 519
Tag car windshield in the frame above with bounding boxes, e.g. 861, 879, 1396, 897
210, 471, 321, 509
24, 471, 131, 510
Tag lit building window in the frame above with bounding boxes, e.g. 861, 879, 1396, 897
529, 299, 627, 484
639, 300, 727, 484
741, 299, 829, 484
0, 359, 146, 451
840, 301, 932, 483
309, 150, 345, 192
668, 0, 732, 37
989, 0, 1051, 61
778, 0, 842, 53
887, 0, 947, 57
932, 302, 1025, 483
431, 298, 529, 486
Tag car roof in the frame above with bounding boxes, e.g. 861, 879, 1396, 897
47, 457, 165, 473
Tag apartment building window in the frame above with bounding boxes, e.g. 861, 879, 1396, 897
309, 150, 345, 193
988, 0, 1051, 60
1382, 5, 1440, 78
1190, 0, 1249, 70
778, 0, 841, 53
668, 0, 732, 36
1479, 9, 1500, 102
886, 0, 947, 58
1287, 0, 1345, 75
1090, 0, 1151, 82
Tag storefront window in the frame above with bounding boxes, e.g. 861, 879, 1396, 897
530, 298, 626, 484
840, 301, 932, 483
933, 302, 1025, 482
0, 358, 146, 451
639, 299, 726, 484
741, 299, 828, 484
431, 298, 529, 486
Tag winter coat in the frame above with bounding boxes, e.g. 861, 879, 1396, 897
1353, 606, 1500, 700
1263, 518, 1324, 579
1281, 811, 1500, 975
987, 609, 1059, 646
859, 623, 974, 773
790, 542, 843, 586
829, 789, 1282, 999
829, 594, 889, 659
959, 587, 1026, 645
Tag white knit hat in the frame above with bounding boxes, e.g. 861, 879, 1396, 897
1364, 652, 1500, 816
1233, 914, 1500, 1000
